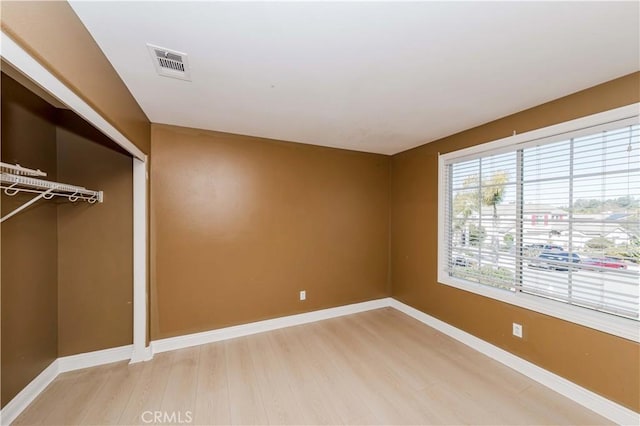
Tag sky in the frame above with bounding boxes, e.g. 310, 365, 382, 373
452, 124, 639, 210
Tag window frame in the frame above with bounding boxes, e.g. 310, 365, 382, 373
437, 103, 640, 342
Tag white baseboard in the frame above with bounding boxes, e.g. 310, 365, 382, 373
151, 297, 392, 354
2, 298, 636, 426
389, 299, 640, 426
0, 360, 58, 426
1, 345, 137, 424
130, 346, 153, 364
57, 345, 134, 373
0, 299, 389, 425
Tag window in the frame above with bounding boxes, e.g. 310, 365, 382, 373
438, 105, 640, 341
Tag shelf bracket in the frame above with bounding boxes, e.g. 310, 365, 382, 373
1, 188, 55, 223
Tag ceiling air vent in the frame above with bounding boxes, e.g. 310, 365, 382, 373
147, 44, 191, 81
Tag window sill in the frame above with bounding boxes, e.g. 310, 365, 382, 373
438, 273, 640, 343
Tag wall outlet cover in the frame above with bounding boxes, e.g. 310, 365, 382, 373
512, 323, 523, 338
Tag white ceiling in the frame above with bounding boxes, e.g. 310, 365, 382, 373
69, 1, 639, 155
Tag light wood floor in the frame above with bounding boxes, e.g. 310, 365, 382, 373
14, 308, 609, 425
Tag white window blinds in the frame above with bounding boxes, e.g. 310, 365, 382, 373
443, 123, 640, 320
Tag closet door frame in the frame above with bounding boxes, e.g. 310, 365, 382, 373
1, 31, 151, 363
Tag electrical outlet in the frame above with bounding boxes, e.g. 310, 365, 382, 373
300, 290, 306, 301
512, 323, 523, 338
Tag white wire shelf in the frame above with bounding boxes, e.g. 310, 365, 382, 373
0, 162, 103, 223
0, 162, 47, 177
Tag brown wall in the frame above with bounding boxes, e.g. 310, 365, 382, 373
150, 124, 390, 339
390, 71, 640, 411
56, 111, 133, 356
0, 0, 151, 154
1, 73, 58, 406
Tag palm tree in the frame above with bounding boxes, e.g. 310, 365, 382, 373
452, 172, 508, 262
453, 176, 480, 246
481, 171, 509, 263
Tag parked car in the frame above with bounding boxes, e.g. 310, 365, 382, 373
528, 251, 581, 271
453, 256, 476, 267
582, 257, 627, 270
526, 244, 564, 251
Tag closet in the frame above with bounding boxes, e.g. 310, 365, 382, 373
1, 69, 134, 408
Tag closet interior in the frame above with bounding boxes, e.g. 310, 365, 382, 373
1, 67, 134, 408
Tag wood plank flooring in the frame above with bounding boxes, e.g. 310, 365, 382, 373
13, 308, 610, 425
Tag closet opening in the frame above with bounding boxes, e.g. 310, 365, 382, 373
1, 59, 147, 410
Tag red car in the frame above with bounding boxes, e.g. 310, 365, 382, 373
582, 257, 627, 270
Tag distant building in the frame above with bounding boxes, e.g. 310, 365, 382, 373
456, 203, 638, 251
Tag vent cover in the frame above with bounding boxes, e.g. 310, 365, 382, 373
147, 44, 191, 81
